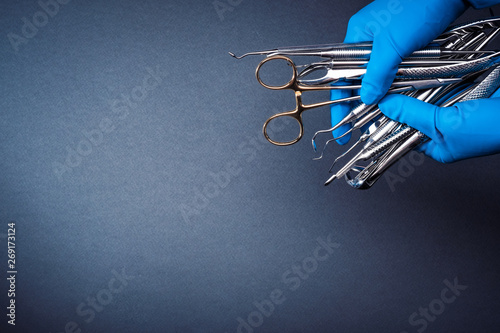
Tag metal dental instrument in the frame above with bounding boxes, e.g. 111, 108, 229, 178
256, 55, 463, 146
344, 65, 500, 189
330, 82, 469, 186
469, 28, 500, 54
231, 16, 500, 189
311, 103, 378, 152
345, 131, 425, 189
311, 87, 437, 155
296, 59, 467, 69
323, 87, 437, 181
311, 107, 383, 160
295, 60, 468, 87
438, 17, 500, 39
338, 25, 500, 188
324, 125, 416, 185
347, 67, 500, 189
325, 81, 454, 185
326, 117, 400, 170
229, 42, 373, 59
229, 43, 491, 60
313, 39, 496, 175
298, 51, 500, 86
318, 88, 436, 167
290, 49, 500, 101
324, 67, 475, 185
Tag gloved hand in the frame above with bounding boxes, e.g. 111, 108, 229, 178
331, 0, 468, 144
378, 92, 500, 163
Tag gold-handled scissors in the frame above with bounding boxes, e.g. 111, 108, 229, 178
257, 55, 362, 146
256, 55, 462, 146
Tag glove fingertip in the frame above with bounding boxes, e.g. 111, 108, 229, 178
379, 95, 441, 143
360, 84, 382, 105
378, 94, 403, 118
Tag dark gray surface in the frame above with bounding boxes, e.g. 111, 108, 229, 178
1, 1, 500, 332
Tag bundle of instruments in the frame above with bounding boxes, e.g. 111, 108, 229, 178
230, 17, 500, 188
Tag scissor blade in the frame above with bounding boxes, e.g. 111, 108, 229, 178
299, 70, 462, 88
299, 68, 367, 85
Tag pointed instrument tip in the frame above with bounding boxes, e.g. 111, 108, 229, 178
324, 174, 337, 186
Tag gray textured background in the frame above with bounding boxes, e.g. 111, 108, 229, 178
1, 0, 500, 332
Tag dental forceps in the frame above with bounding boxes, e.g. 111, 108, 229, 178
256, 55, 462, 146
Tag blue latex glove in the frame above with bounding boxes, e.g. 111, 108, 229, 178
378, 92, 500, 163
330, 0, 468, 144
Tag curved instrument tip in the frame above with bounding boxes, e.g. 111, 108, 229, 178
228, 50, 269, 59
312, 154, 323, 161
228, 52, 246, 59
